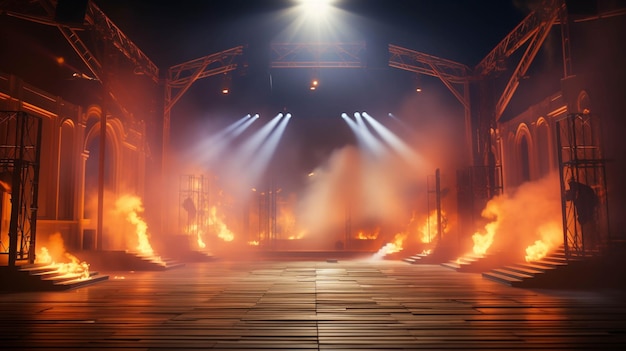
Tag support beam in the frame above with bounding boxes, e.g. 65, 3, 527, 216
270, 42, 365, 68
388, 44, 472, 165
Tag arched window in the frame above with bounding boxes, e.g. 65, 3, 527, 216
58, 120, 75, 219
520, 135, 530, 183
536, 120, 551, 177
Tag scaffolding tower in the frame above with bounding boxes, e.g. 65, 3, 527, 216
178, 175, 210, 250
0, 111, 42, 267
556, 113, 609, 258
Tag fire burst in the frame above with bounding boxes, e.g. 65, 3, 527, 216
372, 233, 406, 259
115, 194, 157, 256
35, 247, 90, 280
524, 221, 562, 262
209, 206, 234, 241
471, 200, 500, 256
419, 210, 447, 243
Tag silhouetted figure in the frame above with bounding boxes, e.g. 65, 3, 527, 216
565, 179, 597, 225
566, 179, 599, 250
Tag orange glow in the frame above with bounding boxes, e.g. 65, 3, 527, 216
356, 228, 379, 240
115, 195, 156, 256
471, 199, 501, 256
184, 223, 207, 250
373, 233, 406, 259
419, 210, 447, 243
525, 221, 562, 262
288, 231, 305, 240
209, 205, 234, 242
471, 221, 497, 256
277, 203, 302, 240
248, 240, 260, 246
56, 56, 65, 65
35, 247, 90, 280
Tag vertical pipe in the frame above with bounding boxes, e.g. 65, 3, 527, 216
28, 115, 43, 264
435, 168, 442, 242
97, 101, 105, 251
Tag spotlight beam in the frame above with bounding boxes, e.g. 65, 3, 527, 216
247, 114, 293, 181
361, 112, 420, 164
229, 113, 285, 176
353, 112, 386, 157
195, 114, 259, 166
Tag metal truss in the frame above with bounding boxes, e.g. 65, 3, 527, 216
474, 0, 562, 122
1, 0, 160, 121
162, 46, 245, 163
179, 175, 210, 248
84, 1, 159, 83
2, 0, 159, 83
556, 113, 609, 258
0, 111, 42, 267
270, 42, 366, 68
388, 44, 470, 109
166, 46, 244, 113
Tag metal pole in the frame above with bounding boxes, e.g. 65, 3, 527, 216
435, 168, 442, 242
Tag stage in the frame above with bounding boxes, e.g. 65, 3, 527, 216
0, 258, 625, 349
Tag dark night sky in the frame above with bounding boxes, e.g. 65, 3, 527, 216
1, 0, 535, 176
93, 0, 529, 68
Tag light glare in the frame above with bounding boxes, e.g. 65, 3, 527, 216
299, 0, 333, 18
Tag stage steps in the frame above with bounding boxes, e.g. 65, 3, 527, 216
74, 251, 185, 271
121, 252, 186, 271
482, 247, 591, 288
440, 252, 507, 272
0, 263, 109, 292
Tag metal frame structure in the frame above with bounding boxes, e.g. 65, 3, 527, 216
163, 46, 245, 165
556, 113, 609, 257
0, 111, 42, 267
178, 175, 210, 249
270, 42, 366, 68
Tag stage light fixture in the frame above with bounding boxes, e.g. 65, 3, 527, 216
297, 0, 334, 19
221, 73, 232, 95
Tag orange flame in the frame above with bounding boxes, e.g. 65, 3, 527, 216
115, 194, 156, 256
419, 210, 447, 243
372, 233, 406, 259
524, 221, 562, 262
288, 231, 305, 240
471, 200, 501, 256
356, 228, 379, 240
209, 206, 234, 241
35, 247, 90, 280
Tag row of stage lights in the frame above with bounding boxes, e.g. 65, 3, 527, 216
222, 77, 422, 95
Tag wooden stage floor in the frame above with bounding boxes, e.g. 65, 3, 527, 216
1, 257, 625, 350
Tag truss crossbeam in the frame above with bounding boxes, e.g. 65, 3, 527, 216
474, 0, 560, 77
85, 2, 159, 83
388, 44, 470, 108
270, 42, 365, 68
166, 46, 244, 113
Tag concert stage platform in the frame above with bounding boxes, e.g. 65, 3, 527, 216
0, 258, 625, 349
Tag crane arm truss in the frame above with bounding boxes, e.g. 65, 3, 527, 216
490, 1, 562, 121
165, 46, 244, 114
84, 1, 159, 83
474, 0, 561, 77
2, 0, 159, 84
270, 42, 366, 68
388, 44, 471, 109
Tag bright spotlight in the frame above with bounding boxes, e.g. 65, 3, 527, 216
298, 0, 334, 18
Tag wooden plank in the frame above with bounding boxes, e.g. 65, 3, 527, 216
0, 259, 625, 349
